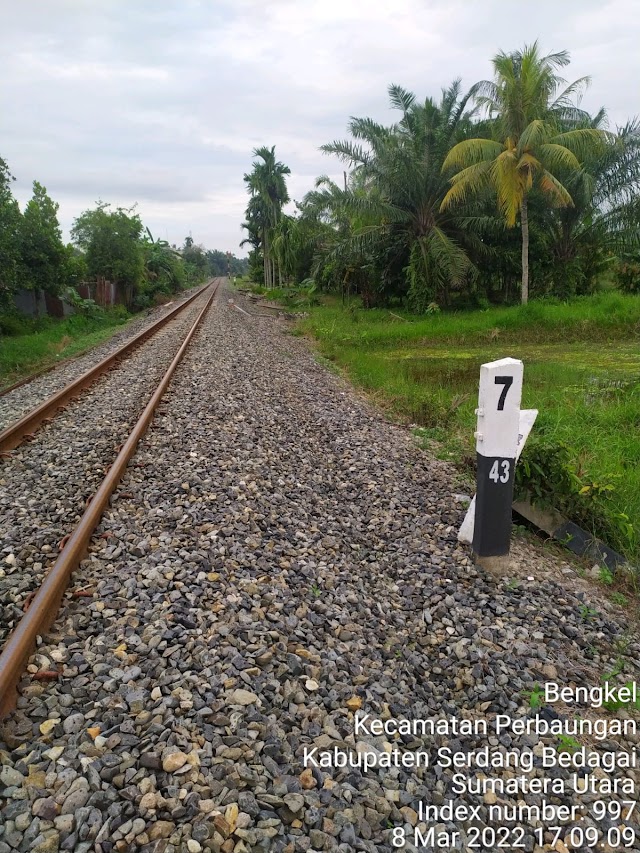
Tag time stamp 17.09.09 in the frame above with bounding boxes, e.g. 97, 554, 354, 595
391, 800, 636, 850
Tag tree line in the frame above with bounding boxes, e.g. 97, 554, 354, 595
242, 44, 640, 308
0, 158, 247, 315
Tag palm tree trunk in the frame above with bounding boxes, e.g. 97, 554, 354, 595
262, 230, 268, 287
264, 231, 271, 288
521, 196, 529, 304
269, 241, 274, 289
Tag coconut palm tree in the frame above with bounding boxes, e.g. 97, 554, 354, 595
441, 42, 607, 303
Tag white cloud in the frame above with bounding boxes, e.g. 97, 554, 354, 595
1, 0, 637, 254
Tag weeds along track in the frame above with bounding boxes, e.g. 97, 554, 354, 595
0, 282, 211, 436
0, 282, 220, 680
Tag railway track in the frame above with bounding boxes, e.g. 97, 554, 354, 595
0, 285, 204, 401
0, 285, 638, 852
0, 282, 212, 450
0, 280, 221, 713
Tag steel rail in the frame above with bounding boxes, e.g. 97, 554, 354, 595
0, 282, 212, 453
0, 286, 206, 398
0, 280, 220, 717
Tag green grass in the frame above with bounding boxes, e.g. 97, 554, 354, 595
298, 293, 640, 565
0, 307, 131, 389
305, 291, 640, 347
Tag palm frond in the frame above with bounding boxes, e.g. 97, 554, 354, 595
538, 142, 581, 172
442, 138, 503, 171
490, 148, 522, 226
348, 117, 390, 144
518, 119, 549, 153
551, 76, 591, 111
321, 140, 371, 167
440, 161, 493, 209
539, 170, 574, 207
426, 227, 476, 284
551, 127, 611, 159
388, 84, 416, 115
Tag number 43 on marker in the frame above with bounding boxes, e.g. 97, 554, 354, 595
488, 459, 510, 483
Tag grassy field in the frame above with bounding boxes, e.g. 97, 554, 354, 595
0, 308, 131, 389
295, 292, 640, 566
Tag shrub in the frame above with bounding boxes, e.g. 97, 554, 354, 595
615, 256, 640, 293
516, 436, 634, 558
0, 313, 29, 336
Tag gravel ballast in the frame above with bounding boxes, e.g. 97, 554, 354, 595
1, 284, 638, 853
0, 284, 208, 431
0, 285, 215, 646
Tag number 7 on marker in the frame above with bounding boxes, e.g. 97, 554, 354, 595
494, 376, 513, 411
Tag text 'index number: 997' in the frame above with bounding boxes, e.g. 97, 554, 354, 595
494, 375, 514, 411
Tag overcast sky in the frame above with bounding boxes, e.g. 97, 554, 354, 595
1, 0, 638, 255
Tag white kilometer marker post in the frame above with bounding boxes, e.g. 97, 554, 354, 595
458, 407, 537, 547
471, 357, 523, 565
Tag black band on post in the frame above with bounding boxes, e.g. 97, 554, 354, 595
473, 454, 516, 557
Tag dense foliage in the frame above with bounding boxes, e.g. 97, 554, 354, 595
242, 44, 640, 307
0, 166, 247, 316
205, 249, 247, 278
71, 204, 146, 305
0, 158, 23, 310
1, 166, 72, 312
